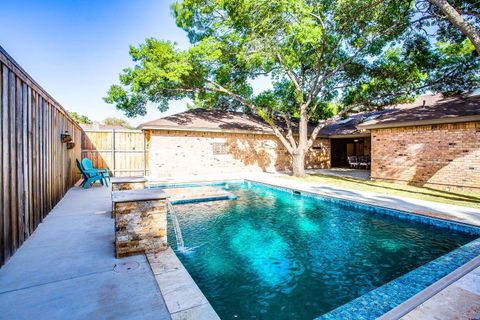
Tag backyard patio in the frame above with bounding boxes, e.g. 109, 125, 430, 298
1, 0, 480, 318
1, 173, 480, 319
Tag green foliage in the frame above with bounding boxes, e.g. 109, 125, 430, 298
68, 111, 92, 124
102, 117, 134, 129
106, 0, 416, 122
431, 39, 479, 94
105, 0, 478, 153
343, 33, 479, 106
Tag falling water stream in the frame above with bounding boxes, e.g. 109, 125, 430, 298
167, 201, 185, 251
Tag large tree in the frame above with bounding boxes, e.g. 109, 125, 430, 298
106, 0, 477, 176
102, 117, 134, 129
68, 111, 92, 124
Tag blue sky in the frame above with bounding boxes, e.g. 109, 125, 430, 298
0, 0, 195, 126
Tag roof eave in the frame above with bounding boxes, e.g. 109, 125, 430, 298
327, 132, 371, 139
358, 115, 480, 130
139, 125, 274, 135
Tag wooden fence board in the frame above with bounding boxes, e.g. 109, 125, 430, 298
16, 76, 25, 244
0, 63, 4, 264
9, 70, 18, 252
2, 65, 10, 262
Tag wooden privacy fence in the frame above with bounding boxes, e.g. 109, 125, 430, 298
81, 129, 149, 177
0, 46, 82, 266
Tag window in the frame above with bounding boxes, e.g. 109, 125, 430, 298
212, 142, 228, 155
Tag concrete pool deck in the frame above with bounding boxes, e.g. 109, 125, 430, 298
402, 265, 480, 319
0, 185, 170, 320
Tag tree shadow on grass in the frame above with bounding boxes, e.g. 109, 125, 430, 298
308, 174, 480, 205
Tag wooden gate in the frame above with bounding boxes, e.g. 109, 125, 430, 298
81, 129, 148, 177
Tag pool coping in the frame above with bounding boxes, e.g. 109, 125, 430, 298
147, 248, 221, 320
149, 177, 480, 319
379, 254, 480, 319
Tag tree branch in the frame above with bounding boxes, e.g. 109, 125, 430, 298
276, 53, 302, 93
162, 81, 299, 154
280, 113, 298, 150
427, 0, 480, 54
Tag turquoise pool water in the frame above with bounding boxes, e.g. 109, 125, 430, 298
167, 182, 477, 319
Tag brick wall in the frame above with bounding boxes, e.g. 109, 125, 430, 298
371, 121, 480, 191
147, 130, 330, 177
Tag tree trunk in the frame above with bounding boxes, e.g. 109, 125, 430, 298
428, 0, 480, 54
292, 150, 306, 177
291, 104, 309, 177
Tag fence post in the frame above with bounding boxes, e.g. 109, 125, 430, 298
112, 129, 116, 177
143, 132, 147, 176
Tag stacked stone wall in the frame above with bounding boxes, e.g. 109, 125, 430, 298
114, 199, 168, 258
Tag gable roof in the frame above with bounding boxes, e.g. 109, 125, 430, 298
139, 93, 480, 136
357, 93, 480, 129
138, 108, 273, 134
318, 110, 391, 137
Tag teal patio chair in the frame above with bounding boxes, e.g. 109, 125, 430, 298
81, 158, 111, 187
76, 159, 106, 189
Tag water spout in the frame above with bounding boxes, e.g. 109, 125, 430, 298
167, 201, 186, 252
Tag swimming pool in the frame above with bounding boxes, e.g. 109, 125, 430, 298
164, 181, 480, 319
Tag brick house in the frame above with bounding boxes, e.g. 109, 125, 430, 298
358, 93, 480, 191
138, 109, 331, 177
139, 92, 480, 191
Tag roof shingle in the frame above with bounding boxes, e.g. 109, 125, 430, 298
138, 93, 480, 135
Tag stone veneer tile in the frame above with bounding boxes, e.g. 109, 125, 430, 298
113, 190, 168, 258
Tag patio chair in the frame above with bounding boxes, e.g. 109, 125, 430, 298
81, 158, 110, 186
76, 159, 106, 189
358, 156, 371, 170
347, 156, 359, 169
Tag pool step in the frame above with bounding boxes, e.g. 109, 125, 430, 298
163, 186, 237, 205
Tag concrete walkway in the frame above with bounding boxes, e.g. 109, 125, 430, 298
306, 168, 371, 180
0, 185, 170, 320
249, 174, 480, 227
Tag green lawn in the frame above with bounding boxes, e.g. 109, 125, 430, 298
284, 174, 480, 210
